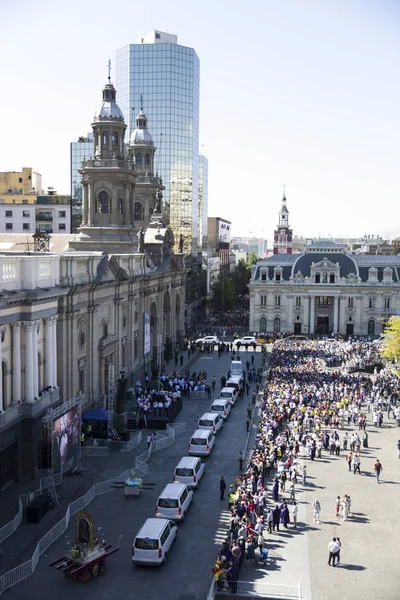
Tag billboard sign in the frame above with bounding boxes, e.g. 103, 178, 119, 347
218, 220, 231, 244
52, 406, 80, 472
144, 312, 151, 355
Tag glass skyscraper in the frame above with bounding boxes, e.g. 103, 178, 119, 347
115, 31, 200, 256
198, 154, 208, 259
70, 133, 93, 231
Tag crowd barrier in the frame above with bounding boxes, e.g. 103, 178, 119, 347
210, 579, 302, 599
0, 424, 185, 595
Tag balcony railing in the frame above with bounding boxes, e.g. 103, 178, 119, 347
0, 388, 61, 431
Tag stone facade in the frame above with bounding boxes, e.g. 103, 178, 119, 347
249, 241, 400, 337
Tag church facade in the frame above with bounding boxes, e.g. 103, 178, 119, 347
0, 78, 185, 489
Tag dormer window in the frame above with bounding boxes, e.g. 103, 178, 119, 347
145, 153, 150, 166
102, 131, 109, 146
112, 132, 118, 146
136, 153, 143, 165
261, 272, 267, 282
275, 273, 281, 282
322, 273, 328, 283
315, 273, 320, 283
330, 273, 335, 283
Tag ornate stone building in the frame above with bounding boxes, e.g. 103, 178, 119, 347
249, 240, 400, 337
0, 78, 185, 490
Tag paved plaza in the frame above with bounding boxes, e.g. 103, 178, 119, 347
1, 343, 399, 600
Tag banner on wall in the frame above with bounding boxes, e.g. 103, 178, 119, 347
218, 220, 231, 243
144, 312, 151, 355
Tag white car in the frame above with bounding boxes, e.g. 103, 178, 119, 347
235, 336, 257, 348
195, 335, 219, 345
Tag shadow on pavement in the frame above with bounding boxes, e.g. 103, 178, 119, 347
340, 564, 367, 571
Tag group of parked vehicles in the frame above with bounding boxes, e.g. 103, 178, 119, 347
131, 361, 244, 567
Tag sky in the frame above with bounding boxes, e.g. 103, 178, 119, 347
1, 0, 399, 242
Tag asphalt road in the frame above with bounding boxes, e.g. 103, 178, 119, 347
9, 347, 262, 600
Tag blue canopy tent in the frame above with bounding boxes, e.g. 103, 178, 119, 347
82, 407, 109, 421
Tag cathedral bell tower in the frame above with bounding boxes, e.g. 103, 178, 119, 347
71, 66, 138, 253
273, 187, 293, 254
127, 105, 164, 226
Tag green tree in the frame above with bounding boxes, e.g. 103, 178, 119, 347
211, 276, 236, 311
247, 251, 258, 266
381, 316, 400, 362
232, 259, 251, 296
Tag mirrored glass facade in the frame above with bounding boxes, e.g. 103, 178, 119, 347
115, 40, 200, 255
198, 154, 208, 259
70, 133, 93, 231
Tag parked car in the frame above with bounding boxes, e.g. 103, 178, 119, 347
195, 335, 219, 345
235, 336, 257, 348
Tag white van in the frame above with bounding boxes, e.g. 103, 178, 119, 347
173, 456, 205, 488
188, 429, 215, 456
226, 376, 242, 392
231, 360, 243, 378
219, 386, 238, 406
132, 518, 177, 566
198, 412, 223, 434
156, 482, 193, 522
210, 398, 231, 419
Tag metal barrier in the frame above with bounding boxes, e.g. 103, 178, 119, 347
189, 390, 208, 400
0, 425, 183, 595
166, 422, 187, 436
213, 580, 302, 599
84, 430, 142, 453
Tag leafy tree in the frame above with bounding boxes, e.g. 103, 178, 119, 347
247, 251, 258, 266
211, 276, 236, 311
381, 316, 400, 362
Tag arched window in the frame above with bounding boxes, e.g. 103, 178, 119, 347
134, 202, 143, 221
273, 317, 281, 333
136, 153, 143, 165
145, 153, 150, 166
368, 319, 375, 336
315, 273, 320, 283
112, 132, 118, 146
259, 317, 267, 332
322, 272, 328, 283
102, 131, 109, 146
330, 273, 335, 283
97, 190, 110, 214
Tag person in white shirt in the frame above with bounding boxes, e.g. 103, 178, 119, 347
292, 502, 298, 528
327, 538, 340, 566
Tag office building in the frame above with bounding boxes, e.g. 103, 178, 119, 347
208, 217, 235, 275
115, 30, 200, 256
198, 154, 208, 259
70, 133, 93, 231
0, 167, 42, 196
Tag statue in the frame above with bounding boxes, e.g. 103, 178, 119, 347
154, 188, 163, 213
178, 234, 184, 253
138, 228, 145, 253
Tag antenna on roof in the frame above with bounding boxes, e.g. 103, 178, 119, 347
130, 107, 135, 139
140, 93, 144, 111
283, 184, 286, 199
108, 59, 111, 83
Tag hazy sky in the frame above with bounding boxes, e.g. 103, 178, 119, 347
1, 0, 399, 242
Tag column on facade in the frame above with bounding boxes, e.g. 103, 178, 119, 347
32, 321, 39, 399
309, 296, 315, 334
355, 296, 363, 336
88, 179, 94, 226
0, 329, 3, 412
81, 181, 88, 226
12, 322, 21, 403
51, 316, 58, 388
124, 184, 130, 222
287, 296, 293, 334
333, 296, 339, 334
44, 317, 53, 388
302, 296, 309, 333
24, 322, 35, 402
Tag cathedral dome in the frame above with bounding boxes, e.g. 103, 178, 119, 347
94, 83, 124, 122
130, 110, 154, 146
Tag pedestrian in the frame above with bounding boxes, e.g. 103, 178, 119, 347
239, 451, 243, 472
252, 391, 257, 406
335, 496, 341, 518
212, 375, 216, 391
266, 509, 273, 534
336, 537, 341, 565
302, 465, 307, 485
328, 537, 340, 566
272, 477, 279, 502
180, 354, 184, 366
226, 562, 239, 593
362, 431, 369, 448
220, 476, 227, 500
342, 497, 349, 521
146, 433, 152, 450
374, 459, 383, 483
292, 502, 298, 528
352, 454, 361, 475
247, 404, 252, 420
272, 505, 280, 532
397, 440, 400, 459
289, 483, 296, 502
246, 416, 251, 432
346, 452, 353, 472
312, 498, 321, 524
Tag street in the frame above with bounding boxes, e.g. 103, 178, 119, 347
9, 347, 262, 600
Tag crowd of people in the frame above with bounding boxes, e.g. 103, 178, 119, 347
212, 337, 399, 589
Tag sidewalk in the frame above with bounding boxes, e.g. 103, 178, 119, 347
0, 347, 199, 577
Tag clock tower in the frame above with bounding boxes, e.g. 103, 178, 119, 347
273, 187, 293, 254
